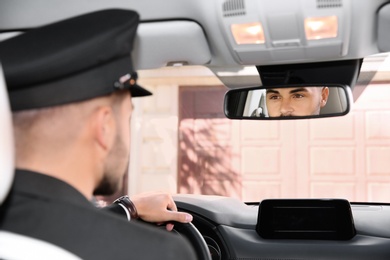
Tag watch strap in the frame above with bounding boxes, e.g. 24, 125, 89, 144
113, 195, 139, 220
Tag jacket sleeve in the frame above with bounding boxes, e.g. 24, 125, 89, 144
102, 203, 129, 220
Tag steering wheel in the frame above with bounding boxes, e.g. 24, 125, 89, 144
105, 202, 211, 259
172, 221, 212, 260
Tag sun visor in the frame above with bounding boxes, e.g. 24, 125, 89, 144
0, 20, 212, 71
377, 3, 390, 52
133, 21, 211, 70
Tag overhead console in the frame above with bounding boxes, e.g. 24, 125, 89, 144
216, 0, 352, 65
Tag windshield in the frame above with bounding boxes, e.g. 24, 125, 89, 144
120, 53, 390, 204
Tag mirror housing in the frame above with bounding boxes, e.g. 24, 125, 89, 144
224, 84, 352, 120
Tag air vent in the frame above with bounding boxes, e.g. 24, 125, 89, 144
222, 0, 246, 17
204, 236, 222, 260
317, 0, 342, 9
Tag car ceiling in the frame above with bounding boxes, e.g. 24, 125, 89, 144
0, 0, 389, 89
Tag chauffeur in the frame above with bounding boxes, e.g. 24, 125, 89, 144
0, 9, 195, 260
265, 86, 329, 117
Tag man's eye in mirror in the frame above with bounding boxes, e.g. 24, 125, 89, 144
224, 84, 351, 120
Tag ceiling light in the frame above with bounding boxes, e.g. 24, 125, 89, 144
305, 16, 338, 40
231, 22, 265, 45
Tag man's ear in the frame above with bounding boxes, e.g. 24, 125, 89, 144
320, 87, 330, 107
93, 106, 116, 152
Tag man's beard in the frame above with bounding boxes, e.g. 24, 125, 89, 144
93, 133, 129, 196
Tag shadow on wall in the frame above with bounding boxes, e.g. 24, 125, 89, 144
178, 117, 242, 198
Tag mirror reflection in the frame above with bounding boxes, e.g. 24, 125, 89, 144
224, 84, 350, 119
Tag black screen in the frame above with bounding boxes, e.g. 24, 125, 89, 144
257, 199, 355, 240
272, 206, 337, 231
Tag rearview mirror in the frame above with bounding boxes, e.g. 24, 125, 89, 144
224, 84, 351, 119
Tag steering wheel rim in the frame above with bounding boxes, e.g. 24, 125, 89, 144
172, 221, 212, 260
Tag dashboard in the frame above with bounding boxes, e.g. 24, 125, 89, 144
174, 194, 390, 260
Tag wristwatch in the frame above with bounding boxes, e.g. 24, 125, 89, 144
113, 195, 139, 221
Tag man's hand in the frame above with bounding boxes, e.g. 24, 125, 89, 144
131, 191, 193, 231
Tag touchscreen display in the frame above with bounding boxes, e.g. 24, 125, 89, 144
272, 206, 337, 231
256, 199, 355, 240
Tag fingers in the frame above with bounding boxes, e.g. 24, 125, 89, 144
130, 191, 193, 224
164, 212, 192, 232
166, 196, 178, 212
166, 223, 174, 231
165, 210, 193, 223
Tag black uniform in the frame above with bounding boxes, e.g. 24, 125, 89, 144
0, 170, 196, 260
0, 9, 196, 259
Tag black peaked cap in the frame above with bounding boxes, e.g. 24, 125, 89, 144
0, 9, 152, 111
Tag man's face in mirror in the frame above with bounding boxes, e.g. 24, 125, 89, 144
265, 86, 329, 117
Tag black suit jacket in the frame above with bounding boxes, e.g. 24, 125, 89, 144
0, 170, 196, 260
